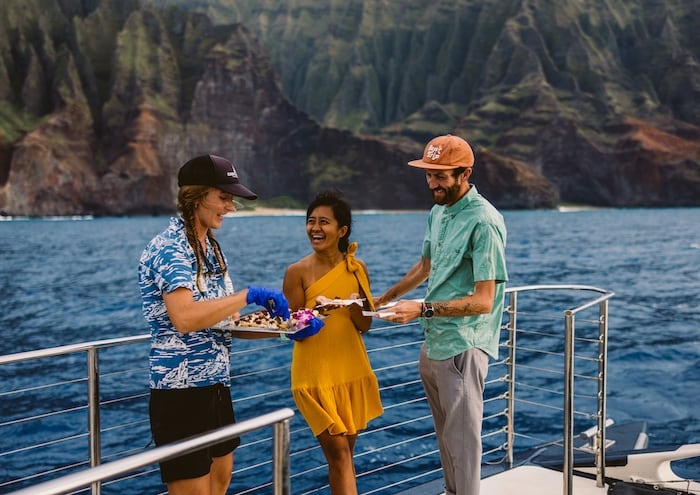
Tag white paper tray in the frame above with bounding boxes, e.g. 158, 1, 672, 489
361, 299, 423, 319
314, 298, 364, 312
362, 301, 397, 318
362, 311, 396, 318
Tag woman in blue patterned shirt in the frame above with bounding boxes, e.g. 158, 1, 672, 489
138, 154, 289, 495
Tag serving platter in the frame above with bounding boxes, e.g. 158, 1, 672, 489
215, 309, 324, 334
313, 298, 365, 312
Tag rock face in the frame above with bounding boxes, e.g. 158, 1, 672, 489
160, 0, 700, 208
1, 0, 697, 216
0, 0, 555, 215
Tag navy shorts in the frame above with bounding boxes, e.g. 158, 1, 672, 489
149, 384, 240, 483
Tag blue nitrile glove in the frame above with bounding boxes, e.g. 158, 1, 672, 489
246, 286, 290, 319
289, 317, 324, 341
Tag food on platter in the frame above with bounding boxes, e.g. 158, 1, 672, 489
230, 308, 323, 333
288, 308, 323, 331
233, 309, 290, 329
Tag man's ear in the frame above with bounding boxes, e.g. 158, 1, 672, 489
460, 167, 473, 182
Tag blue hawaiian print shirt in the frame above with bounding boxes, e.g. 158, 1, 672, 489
139, 217, 233, 389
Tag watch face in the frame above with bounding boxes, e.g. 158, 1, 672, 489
423, 304, 434, 318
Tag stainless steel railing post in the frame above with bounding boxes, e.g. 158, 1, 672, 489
87, 347, 101, 495
505, 290, 518, 468
596, 299, 609, 487
563, 311, 575, 495
273, 418, 291, 495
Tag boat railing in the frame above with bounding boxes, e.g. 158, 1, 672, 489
4, 408, 294, 495
0, 284, 614, 495
500, 285, 613, 495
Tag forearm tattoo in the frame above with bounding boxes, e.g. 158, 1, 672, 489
433, 301, 481, 316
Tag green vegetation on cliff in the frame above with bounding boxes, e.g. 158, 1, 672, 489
1, 0, 698, 214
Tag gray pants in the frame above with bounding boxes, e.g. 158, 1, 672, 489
419, 344, 488, 495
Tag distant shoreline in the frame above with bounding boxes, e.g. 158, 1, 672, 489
233, 207, 304, 217
231, 207, 426, 217
0, 208, 425, 221
2, 204, 692, 221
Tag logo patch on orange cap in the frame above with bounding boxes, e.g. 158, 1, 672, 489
426, 144, 443, 161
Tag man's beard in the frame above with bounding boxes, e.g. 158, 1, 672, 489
431, 182, 461, 205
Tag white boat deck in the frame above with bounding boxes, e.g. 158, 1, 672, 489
396, 467, 609, 495
481, 466, 607, 495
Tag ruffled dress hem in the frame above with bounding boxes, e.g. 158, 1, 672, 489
292, 375, 383, 437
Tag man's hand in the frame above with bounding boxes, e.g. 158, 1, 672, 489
386, 299, 423, 324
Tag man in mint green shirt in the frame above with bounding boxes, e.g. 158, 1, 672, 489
376, 134, 508, 495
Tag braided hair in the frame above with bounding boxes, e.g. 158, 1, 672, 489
177, 186, 228, 295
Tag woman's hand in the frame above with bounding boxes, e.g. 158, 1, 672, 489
247, 286, 290, 319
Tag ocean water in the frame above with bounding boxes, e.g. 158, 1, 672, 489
0, 208, 699, 493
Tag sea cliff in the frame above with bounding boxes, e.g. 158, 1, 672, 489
0, 0, 698, 216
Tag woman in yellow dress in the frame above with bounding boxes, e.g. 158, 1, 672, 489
283, 190, 383, 494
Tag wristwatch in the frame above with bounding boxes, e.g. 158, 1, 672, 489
422, 302, 435, 319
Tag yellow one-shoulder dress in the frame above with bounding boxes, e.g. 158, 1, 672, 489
291, 243, 383, 436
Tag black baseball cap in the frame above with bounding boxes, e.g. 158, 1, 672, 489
178, 154, 258, 200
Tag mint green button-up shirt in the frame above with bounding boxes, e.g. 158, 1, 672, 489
421, 185, 508, 360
